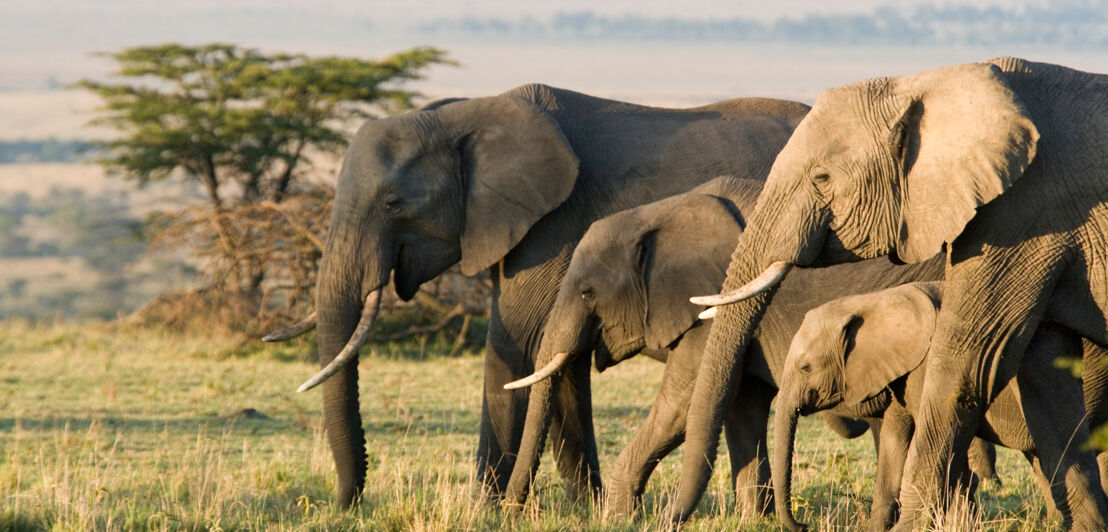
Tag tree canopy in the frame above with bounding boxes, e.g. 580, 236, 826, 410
80, 43, 453, 207
79, 43, 455, 325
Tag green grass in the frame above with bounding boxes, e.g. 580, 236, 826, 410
0, 320, 1056, 531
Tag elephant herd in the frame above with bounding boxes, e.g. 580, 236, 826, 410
265, 57, 1108, 530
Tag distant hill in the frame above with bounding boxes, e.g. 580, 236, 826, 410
0, 139, 91, 164
418, 2, 1108, 48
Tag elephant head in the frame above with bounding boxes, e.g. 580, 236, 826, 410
672, 61, 1040, 521
501, 176, 761, 505
296, 94, 580, 506
772, 283, 937, 531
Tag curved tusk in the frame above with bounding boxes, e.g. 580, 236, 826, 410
261, 311, 317, 342
296, 290, 382, 393
503, 352, 571, 390
689, 261, 793, 307
698, 307, 718, 320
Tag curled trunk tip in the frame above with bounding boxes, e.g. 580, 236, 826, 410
297, 290, 381, 393
690, 261, 792, 307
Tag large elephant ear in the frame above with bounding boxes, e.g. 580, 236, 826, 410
890, 62, 1040, 263
641, 190, 749, 349
842, 284, 939, 404
436, 95, 580, 275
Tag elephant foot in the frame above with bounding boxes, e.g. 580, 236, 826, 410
563, 479, 601, 506
498, 496, 529, 515
602, 482, 642, 519
736, 484, 774, 519
868, 505, 898, 532
335, 483, 363, 509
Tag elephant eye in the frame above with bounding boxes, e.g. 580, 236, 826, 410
581, 288, 595, 303
799, 362, 812, 374
383, 197, 403, 213
810, 171, 833, 199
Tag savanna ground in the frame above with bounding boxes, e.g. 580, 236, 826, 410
0, 319, 1056, 531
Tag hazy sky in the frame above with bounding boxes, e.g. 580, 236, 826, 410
0, 0, 1097, 140
1, 1, 939, 23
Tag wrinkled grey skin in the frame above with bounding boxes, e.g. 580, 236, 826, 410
774, 282, 1108, 531
672, 59, 1108, 526
310, 84, 810, 506
503, 176, 947, 515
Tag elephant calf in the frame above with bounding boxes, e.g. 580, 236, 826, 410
773, 281, 1108, 531
502, 176, 951, 516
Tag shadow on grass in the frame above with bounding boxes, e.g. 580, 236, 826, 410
593, 405, 652, 419
247, 312, 490, 363
1, 408, 485, 439
0, 415, 295, 438
0, 511, 46, 532
363, 409, 482, 437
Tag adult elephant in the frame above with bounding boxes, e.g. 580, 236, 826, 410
502, 176, 944, 515
265, 84, 810, 506
670, 58, 1108, 527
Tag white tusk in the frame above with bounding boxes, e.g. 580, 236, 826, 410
689, 261, 793, 307
261, 311, 317, 342
503, 352, 571, 390
698, 307, 718, 320
297, 290, 382, 393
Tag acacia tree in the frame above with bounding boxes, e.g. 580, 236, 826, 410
80, 43, 453, 318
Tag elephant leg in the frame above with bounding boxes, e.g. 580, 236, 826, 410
1080, 338, 1108, 496
723, 377, 774, 519
476, 322, 528, 497
1025, 431, 1107, 532
1100, 453, 1108, 498
967, 437, 999, 485
871, 405, 912, 532
895, 252, 1061, 529
478, 267, 599, 500
1017, 329, 1108, 531
868, 417, 883, 460
1027, 452, 1064, 524
549, 351, 601, 502
605, 352, 697, 517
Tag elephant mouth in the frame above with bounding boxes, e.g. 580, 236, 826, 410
603, 336, 646, 365
391, 236, 463, 302
393, 242, 420, 300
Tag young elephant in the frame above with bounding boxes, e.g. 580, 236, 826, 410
773, 282, 1108, 531
502, 176, 950, 515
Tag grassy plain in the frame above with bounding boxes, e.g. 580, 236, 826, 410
1, 320, 1055, 531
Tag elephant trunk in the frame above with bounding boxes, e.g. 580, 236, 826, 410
316, 285, 368, 506
299, 291, 380, 392
773, 386, 808, 532
671, 282, 776, 521
503, 293, 595, 506
503, 375, 560, 506
313, 226, 391, 507
670, 182, 823, 523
